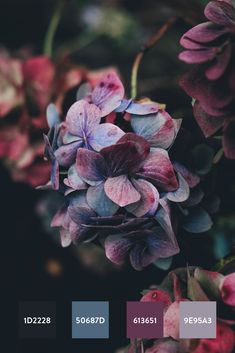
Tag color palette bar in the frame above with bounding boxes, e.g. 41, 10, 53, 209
18, 300, 217, 339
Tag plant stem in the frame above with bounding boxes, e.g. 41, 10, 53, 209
43, 0, 68, 57
131, 17, 177, 99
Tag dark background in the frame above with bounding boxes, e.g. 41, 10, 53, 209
1, 1, 235, 352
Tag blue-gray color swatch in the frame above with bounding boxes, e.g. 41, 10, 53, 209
72, 301, 109, 339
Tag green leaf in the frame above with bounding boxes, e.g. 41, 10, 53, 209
187, 276, 209, 301
194, 268, 224, 299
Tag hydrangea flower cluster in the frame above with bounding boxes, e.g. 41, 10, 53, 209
179, 0, 235, 159
0, 50, 118, 186
43, 72, 193, 270
127, 266, 235, 353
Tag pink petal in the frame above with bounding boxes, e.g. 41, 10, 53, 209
126, 179, 159, 217
91, 72, 124, 117
180, 22, 227, 47
179, 48, 217, 64
221, 273, 235, 306
23, 56, 55, 113
104, 175, 141, 207
137, 148, 179, 192
65, 99, 101, 137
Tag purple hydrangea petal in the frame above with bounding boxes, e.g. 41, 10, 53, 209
105, 234, 132, 265
86, 183, 119, 216
126, 179, 159, 217
68, 205, 96, 225
180, 68, 234, 115
148, 227, 180, 258
131, 111, 181, 149
129, 242, 154, 270
193, 101, 225, 137
89, 123, 125, 151
65, 99, 101, 137
167, 172, 190, 203
180, 22, 227, 48
104, 175, 141, 207
223, 119, 235, 159
205, 0, 235, 26
117, 132, 150, 160
76, 148, 107, 185
91, 73, 125, 117
137, 148, 179, 192
54, 140, 82, 167
51, 159, 59, 190
63, 164, 87, 190
101, 136, 149, 175
125, 101, 159, 115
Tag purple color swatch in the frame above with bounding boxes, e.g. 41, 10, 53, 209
126, 301, 164, 339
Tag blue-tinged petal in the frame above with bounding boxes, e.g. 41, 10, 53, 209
126, 101, 159, 115
65, 99, 101, 137
89, 123, 125, 151
63, 164, 87, 190
86, 183, 119, 216
104, 175, 141, 207
114, 99, 132, 112
183, 207, 213, 233
148, 227, 179, 258
131, 111, 181, 149
46, 103, 60, 128
76, 148, 106, 185
167, 172, 190, 203
63, 131, 82, 144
